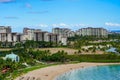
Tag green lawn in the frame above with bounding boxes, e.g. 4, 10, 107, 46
8, 63, 61, 80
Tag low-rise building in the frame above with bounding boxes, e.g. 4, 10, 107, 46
5, 52, 20, 62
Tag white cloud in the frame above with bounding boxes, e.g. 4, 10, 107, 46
59, 23, 69, 27
52, 23, 87, 28
52, 24, 58, 27
105, 22, 120, 27
38, 24, 48, 28
52, 23, 69, 28
73, 24, 86, 27
36, 23, 88, 28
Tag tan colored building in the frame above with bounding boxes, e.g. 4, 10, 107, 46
34, 31, 59, 44
76, 27, 108, 37
0, 26, 11, 33
52, 27, 75, 37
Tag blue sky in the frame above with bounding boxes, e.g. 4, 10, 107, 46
0, 0, 120, 32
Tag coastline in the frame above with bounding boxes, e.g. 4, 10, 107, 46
15, 62, 120, 80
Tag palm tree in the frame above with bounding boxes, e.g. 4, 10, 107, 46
77, 49, 82, 55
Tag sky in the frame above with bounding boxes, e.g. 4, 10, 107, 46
0, 0, 120, 32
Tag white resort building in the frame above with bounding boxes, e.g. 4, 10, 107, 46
0, 26, 108, 46
76, 27, 108, 37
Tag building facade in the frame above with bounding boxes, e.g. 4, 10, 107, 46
76, 27, 108, 37
0, 26, 67, 46
0, 26, 109, 46
52, 28, 75, 37
23, 28, 59, 43
0, 26, 11, 33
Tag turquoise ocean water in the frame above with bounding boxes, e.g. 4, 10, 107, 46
55, 65, 120, 80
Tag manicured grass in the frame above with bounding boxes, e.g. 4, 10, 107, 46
67, 54, 120, 63
9, 63, 61, 80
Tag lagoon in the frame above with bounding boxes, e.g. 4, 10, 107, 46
55, 65, 120, 80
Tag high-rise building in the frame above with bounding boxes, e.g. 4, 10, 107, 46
34, 31, 47, 41
23, 27, 41, 40
0, 26, 109, 46
48, 33, 59, 43
52, 27, 75, 37
0, 26, 11, 33
76, 27, 108, 37
0, 26, 12, 42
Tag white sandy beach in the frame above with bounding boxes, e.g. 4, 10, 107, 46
15, 63, 120, 80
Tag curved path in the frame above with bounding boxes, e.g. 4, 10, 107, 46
16, 62, 120, 80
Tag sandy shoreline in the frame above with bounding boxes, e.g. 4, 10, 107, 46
15, 62, 120, 80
